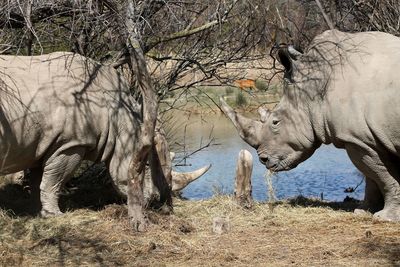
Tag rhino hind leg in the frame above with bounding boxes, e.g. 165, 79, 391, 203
354, 177, 384, 214
346, 144, 400, 222
40, 146, 85, 217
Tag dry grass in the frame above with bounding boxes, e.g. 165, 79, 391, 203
0, 192, 399, 266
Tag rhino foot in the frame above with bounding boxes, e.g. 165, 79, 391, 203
353, 201, 378, 216
373, 207, 400, 222
354, 208, 372, 216
40, 209, 63, 218
130, 214, 148, 232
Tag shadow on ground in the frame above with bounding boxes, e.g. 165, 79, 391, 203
3, 232, 125, 266
359, 236, 400, 265
0, 164, 124, 217
0, 183, 41, 216
286, 195, 362, 212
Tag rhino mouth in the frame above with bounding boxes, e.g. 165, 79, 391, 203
268, 162, 292, 172
261, 155, 298, 172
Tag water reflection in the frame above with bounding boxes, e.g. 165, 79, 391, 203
169, 112, 365, 202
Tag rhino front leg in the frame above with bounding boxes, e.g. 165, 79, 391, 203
346, 144, 400, 221
40, 147, 85, 217
25, 168, 43, 213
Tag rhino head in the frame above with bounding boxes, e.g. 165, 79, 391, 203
220, 46, 323, 171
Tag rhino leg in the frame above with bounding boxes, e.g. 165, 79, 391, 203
364, 178, 383, 212
354, 177, 384, 215
346, 144, 400, 221
40, 147, 85, 217
25, 168, 43, 213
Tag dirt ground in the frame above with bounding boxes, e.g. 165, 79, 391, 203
0, 177, 399, 267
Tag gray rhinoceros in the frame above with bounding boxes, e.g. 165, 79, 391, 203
0, 52, 209, 217
221, 30, 400, 222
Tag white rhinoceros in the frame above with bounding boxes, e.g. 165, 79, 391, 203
221, 30, 400, 221
0, 52, 209, 217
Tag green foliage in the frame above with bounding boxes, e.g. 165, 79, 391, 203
255, 79, 269, 91
225, 86, 234, 95
268, 84, 282, 94
235, 91, 247, 107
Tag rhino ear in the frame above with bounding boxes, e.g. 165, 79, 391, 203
277, 45, 303, 80
277, 47, 293, 73
258, 107, 270, 122
287, 45, 303, 60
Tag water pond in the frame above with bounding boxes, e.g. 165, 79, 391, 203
169, 112, 365, 202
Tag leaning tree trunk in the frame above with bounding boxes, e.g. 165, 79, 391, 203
125, 1, 159, 231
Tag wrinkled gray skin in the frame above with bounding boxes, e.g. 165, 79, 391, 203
221, 30, 400, 222
0, 52, 141, 216
0, 52, 208, 216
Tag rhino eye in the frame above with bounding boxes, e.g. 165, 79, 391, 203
272, 119, 280, 126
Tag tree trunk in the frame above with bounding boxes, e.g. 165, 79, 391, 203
145, 125, 173, 212
24, 0, 34, 55
125, 1, 159, 231
234, 149, 253, 208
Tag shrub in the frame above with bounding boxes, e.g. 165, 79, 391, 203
235, 91, 247, 107
255, 79, 269, 91
225, 86, 234, 95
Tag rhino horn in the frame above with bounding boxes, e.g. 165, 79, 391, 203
171, 164, 211, 192
219, 97, 261, 148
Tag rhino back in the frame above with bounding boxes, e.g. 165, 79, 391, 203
0, 52, 136, 173
308, 31, 400, 154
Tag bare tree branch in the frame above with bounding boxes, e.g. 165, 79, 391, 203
145, 0, 239, 51
315, 0, 335, 30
